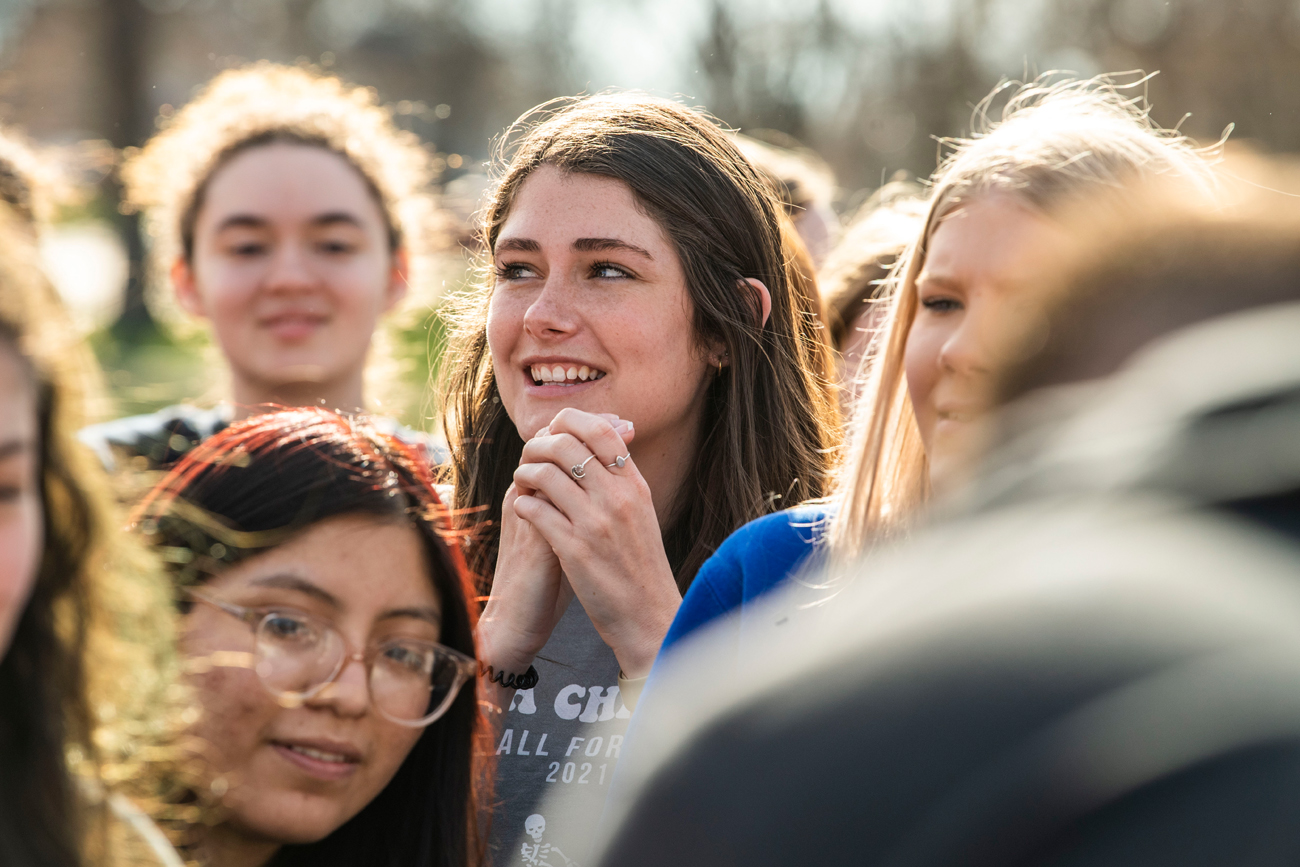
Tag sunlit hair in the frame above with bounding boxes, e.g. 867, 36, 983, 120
0, 206, 179, 866
826, 74, 1220, 560
0, 125, 69, 228
122, 61, 440, 323
440, 92, 841, 590
132, 408, 487, 867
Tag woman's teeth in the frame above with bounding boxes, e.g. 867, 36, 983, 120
530, 364, 606, 385
287, 745, 352, 764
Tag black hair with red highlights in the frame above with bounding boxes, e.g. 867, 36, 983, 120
133, 408, 486, 867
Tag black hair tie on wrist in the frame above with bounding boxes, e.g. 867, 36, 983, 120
480, 663, 539, 690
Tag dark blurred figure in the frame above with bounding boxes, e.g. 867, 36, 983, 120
593, 167, 1300, 867
817, 180, 926, 410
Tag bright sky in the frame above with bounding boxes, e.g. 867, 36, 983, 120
463, 0, 1066, 124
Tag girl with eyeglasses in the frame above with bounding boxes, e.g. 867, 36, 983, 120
132, 408, 486, 867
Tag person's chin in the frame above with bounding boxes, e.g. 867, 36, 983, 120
230, 790, 353, 846
259, 362, 334, 389
928, 421, 992, 497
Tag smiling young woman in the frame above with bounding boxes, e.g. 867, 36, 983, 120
826, 74, 1220, 559
132, 409, 485, 867
648, 75, 1223, 679
82, 63, 441, 476
440, 93, 840, 864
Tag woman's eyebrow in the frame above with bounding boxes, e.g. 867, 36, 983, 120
249, 573, 341, 608
496, 237, 541, 254
377, 606, 442, 626
215, 214, 269, 233
916, 273, 962, 292
573, 237, 654, 260
311, 212, 364, 230
0, 437, 31, 460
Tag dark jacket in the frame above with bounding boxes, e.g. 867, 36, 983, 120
594, 302, 1300, 867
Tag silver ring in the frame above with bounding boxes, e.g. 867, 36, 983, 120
606, 453, 631, 469
570, 454, 597, 481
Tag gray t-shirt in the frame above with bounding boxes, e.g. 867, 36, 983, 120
491, 597, 632, 867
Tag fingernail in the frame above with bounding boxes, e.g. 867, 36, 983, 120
618, 420, 634, 433
534, 426, 549, 438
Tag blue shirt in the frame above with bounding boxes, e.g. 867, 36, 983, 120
660, 503, 836, 655
605, 504, 835, 836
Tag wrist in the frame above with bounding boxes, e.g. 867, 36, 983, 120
476, 618, 538, 675
610, 611, 676, 681
610, 589, 681, 680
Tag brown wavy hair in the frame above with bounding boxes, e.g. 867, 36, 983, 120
440, 93, 841, 590
0, 208, 179, 866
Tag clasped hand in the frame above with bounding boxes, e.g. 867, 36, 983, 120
480, 407, 681, 681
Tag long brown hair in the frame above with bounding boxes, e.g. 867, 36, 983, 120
0, 208, 178, 866
827, 74, 1219, 561
441, 93, 841, 590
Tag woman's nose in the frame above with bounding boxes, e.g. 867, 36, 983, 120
264, 242, 316, 293
938, 316, 992, 377
310, 655, 371, 717
522, 275, 578, 338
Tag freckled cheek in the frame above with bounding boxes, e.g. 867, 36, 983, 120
486, 295, 527, 390
190, 668, 278, 773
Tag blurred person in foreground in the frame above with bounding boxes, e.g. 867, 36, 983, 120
648, 75, 1216, 667
818, 180, 927, 411
0, 206, 182, 866
131, 409, 486, 867
593, 166, 1300, 867
441, 93, 840, 866
81, 62, 444, 483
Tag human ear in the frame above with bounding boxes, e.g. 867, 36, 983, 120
741, 278, 771, 329
172, 257, 207, 318
384, 247, 411, 313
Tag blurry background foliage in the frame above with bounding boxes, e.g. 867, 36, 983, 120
0, 0, 1286, 429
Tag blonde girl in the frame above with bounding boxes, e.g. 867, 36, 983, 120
828, 74, 1218, 556
654, 74, 1218, 659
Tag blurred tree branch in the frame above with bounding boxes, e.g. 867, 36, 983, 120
104, 0, 153, 336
